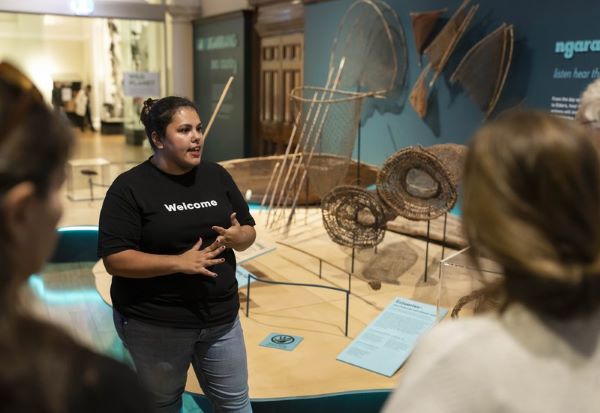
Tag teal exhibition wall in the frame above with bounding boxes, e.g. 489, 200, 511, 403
304, 0, 600, 166
193, 12, 251, 162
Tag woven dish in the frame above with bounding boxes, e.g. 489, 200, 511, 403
377, 145, 457, 221
321, 185, 387, 248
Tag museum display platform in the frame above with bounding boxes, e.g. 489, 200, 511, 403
88, 208, 465, 399
40, 200, 485, 412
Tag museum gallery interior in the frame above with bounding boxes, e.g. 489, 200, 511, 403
0, 0, 597, 411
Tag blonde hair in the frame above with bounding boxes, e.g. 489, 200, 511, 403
462, 110, 600, 317
576, 77, 600, 128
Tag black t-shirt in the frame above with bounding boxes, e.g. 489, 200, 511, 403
97, 159, 255, 329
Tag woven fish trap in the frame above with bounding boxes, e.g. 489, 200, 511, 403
289, 87, 371, 198
321, 185, 387, 248
377, 145, 457, 221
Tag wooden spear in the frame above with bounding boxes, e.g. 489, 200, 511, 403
203, 76, 234, 140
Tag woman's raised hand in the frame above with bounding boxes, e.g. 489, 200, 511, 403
178, 237, 226, 277
212, 213, 242, 248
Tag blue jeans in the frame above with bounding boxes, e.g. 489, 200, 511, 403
113, 311, 252, 413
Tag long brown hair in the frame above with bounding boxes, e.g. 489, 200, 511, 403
462, 110, 600, 318
0, 62, 73, 304
0, 62, 152, 413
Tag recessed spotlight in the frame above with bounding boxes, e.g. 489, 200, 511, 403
70, 0, 94, 16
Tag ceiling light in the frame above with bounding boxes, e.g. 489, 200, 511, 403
70, 0, 95, 15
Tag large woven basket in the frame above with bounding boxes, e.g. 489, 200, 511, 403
377, 145, 457, 221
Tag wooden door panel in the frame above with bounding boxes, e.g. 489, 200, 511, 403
259, 32, 303, 155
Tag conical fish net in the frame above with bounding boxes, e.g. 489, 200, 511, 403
450, 23, 514, 118
409, 0, 478, 118
423, 0, 477, 77
410, 8, 446, 63
328, 0, 407, 94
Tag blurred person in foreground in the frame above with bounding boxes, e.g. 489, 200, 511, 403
383, 110, 600, 412
0, 61, 154, 413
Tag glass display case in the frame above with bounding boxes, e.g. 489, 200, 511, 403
437, 246, 503, 320
103, 18, 165, 144
66, 159, 139, 201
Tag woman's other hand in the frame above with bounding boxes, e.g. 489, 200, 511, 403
212, 213, 256, 251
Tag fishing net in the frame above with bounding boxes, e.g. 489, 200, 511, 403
423, 0, 478, 80
321, 185, 388, 248
377, 145, 457, 221
409, 64, 431, 119
410, 8, 446, 65
290, 0, 408, 198
262, 0, 408, 227
450, 23, 514, 118
409, 0, 478, 118
327, 0, 407, 94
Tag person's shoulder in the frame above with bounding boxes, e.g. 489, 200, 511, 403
382, 316, 508, 413
430, 314, 501, 339
412, 315, 504, 363
398, 316, 506, 390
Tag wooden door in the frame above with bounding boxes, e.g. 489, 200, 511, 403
259, 33, 303, 155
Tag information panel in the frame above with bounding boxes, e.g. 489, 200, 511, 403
337, 297, 447, 377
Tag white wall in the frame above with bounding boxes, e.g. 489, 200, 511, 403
0, 11, 165, 131
0, 13, 88, 100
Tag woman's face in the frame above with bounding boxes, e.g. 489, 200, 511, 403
155, 107, 204, 174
